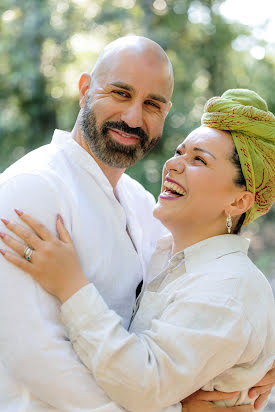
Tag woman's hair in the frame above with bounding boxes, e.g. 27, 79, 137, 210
229, 146, 247, 234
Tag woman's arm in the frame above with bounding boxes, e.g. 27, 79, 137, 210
0, 211, 273, 412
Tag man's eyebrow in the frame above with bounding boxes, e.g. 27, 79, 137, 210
147, 93, 168, 104
177, 143, 216, 160
109, 81, 134, 92
109, 82, 168, 104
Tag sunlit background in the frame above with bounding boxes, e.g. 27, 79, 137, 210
0, 0, 274, 281
1, 1, 275, 408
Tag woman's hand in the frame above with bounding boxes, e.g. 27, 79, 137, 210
0, 210, 89, 303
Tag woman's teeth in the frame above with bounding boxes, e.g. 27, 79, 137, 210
163, 181, 186, 196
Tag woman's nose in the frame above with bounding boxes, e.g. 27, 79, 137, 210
165, 155, 186, 173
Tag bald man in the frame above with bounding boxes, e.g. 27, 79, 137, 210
0, 36, 267, 412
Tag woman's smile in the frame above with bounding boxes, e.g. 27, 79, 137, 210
160, 177, 187, 200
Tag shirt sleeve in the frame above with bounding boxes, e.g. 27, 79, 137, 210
0, 173, 128, 412
61, 282, 253, 412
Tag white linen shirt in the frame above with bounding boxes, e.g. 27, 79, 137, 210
61, 234, 275, 412
0, 129, 174, 412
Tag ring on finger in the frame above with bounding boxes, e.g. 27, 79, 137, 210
24, 246, 33, 262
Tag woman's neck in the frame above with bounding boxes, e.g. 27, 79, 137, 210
170, 222, 227, 256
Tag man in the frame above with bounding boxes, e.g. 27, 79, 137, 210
0, 36, 272, 411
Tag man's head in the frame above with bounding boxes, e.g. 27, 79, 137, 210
78, 36, 173, 168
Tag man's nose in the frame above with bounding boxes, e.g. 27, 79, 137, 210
120, 102, 143, 129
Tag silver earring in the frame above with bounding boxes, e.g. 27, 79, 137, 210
226, 215, 232, 234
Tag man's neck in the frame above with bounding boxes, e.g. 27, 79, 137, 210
71, 122, 126, 191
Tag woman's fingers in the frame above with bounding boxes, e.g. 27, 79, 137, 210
0, 232, 31, 258
0, 249, 37, 277
56, 214, 72, 244
1, 217, 42, 249
14, 209, 55, 242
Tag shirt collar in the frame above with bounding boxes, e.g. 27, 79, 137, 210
155, 234, 250, 273
51, 129, 127, 202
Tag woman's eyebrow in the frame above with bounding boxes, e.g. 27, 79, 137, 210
193, 147, 216, 160
178, 143, 216, 160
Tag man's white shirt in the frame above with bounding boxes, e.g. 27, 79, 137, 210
0, 130, 175, 411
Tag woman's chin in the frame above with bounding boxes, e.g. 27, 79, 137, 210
153, 201, 175, 227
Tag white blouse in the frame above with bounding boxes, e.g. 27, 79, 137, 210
61, 234, 275, 412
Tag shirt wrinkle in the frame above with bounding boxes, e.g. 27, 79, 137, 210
0, 129, 173, 412
61, 234, 275, 411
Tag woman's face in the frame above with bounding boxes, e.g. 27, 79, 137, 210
154, 126, 243, 230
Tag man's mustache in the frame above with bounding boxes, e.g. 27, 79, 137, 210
102, 121, 149, 144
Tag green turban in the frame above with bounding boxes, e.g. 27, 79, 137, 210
201, 89, 275, 225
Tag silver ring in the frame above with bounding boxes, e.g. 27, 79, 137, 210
24, 246, 33, 261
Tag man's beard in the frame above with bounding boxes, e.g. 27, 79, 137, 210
80, 100, 161, 168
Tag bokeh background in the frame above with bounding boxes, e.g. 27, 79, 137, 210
0, 0, 274, 278
1, 1, 275, 409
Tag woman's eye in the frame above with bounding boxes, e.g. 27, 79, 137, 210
194, 156, 207, 165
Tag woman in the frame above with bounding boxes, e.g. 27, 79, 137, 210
1, 89, 275, 412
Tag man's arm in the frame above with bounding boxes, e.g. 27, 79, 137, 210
182, 391, 253, 412
0, 173, 128, 411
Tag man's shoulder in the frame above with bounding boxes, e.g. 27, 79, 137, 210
0, 140, 70, 190
120, 173, 156, 205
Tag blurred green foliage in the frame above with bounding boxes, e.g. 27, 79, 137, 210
0, 0, 274, 274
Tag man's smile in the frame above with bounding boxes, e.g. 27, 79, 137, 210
109, 128, 140, 145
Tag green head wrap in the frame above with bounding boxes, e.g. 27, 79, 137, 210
201, 89, 275, 225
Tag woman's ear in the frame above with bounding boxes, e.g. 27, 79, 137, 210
78, 73, 91, 107
227, 190, 255, 218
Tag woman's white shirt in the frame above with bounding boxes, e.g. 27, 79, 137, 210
61, 234, 275, 412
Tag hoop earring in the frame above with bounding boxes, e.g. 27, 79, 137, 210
226, 215, 232, 234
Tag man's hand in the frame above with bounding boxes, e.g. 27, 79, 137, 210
248, 360, 275, 410
181, 360, 275, 411
181, 391, 252, 412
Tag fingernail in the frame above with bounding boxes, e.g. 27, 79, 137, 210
1, 218, 10, 226
57, 214, 64, 224
0, 232, 6, 239
249, 390, 256, 398
14, 209, 23, 216
0, 249, 6, 256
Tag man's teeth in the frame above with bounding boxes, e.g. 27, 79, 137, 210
164, 181, 186, 196
118, 131, 136, 138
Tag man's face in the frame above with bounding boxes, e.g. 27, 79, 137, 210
80, 50, 172, 168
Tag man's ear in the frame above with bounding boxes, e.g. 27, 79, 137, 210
227, 190, 255, 218
165, 101, 172, 118
79, 73, 91, 107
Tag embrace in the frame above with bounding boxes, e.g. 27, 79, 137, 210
0, 36, 275, 412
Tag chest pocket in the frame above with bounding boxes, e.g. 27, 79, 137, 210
130, 290, 173, 333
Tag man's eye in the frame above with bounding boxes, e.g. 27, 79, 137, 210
194, 156, 206, 165
113, 90, 129, 98
145, 101, 160, 109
